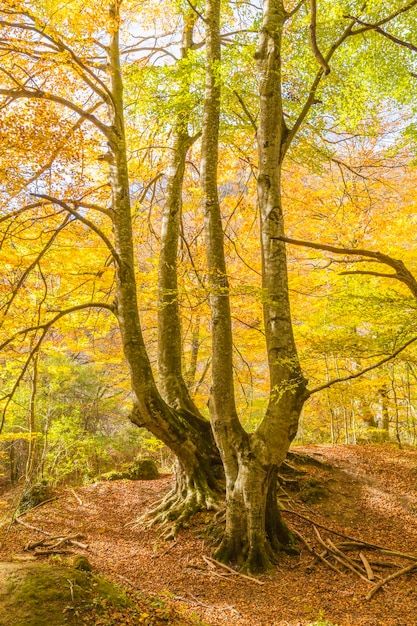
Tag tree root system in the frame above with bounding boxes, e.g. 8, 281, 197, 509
282, 507, 417, 599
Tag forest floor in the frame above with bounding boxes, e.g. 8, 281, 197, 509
1, 443, 417, 626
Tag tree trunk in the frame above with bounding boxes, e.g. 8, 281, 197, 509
200, 0, 305, 572
106, 3, 221, 530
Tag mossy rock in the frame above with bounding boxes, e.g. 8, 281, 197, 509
126, 458, 159, 480
99, 458, 159, 482
299, 479, 328, 504
18, 481, 52, 515
0, 562, 207, 626
72, 556, 92, 572
100, 470, 126, 481
0, 562, 129, 625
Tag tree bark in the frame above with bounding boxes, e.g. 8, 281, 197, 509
106, 3, 221, 529
201, 0, 303, 573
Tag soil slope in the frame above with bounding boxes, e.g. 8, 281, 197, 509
1, 443, 417, 626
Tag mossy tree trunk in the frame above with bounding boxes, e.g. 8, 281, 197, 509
107, 3, 221, 530
200, 0, 307, 573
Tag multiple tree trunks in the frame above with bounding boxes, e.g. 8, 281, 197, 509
4, 0, 417, 578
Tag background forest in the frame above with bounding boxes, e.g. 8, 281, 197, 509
1, 0, 417, 575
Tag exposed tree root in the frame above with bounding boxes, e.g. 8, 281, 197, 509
129, 471, 222, 539
366, 562, 417, 600
203, 555, 265, 585
283, 503, 417, 599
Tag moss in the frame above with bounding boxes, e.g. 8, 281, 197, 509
0, 562, 208, 626
72, 556, 92, 571
126, 458, 159, 480
17, 481, 52, 515
99, 458, 159, 482
0, 564, 129, 625
100, 470, 126, 481
300, 479, 328, 504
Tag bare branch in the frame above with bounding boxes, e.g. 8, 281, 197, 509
340, 270, 399, 279
0, 301, 116, 433
185, 0, 207, 23
308, 336, 417, 396
31, 193, 120, 265
309, 0, 330, 74
0, 302, 116, 353
346, 13, 417, 52
347, 0, 417, 34
275, 235, 417, 298
0, 215, 70, 322
286, 0, 307, 19
0, 88, 110, 138
233, 90, 258, 132
283, 1, 417, 156
0, 202, 47, 225
0, 10, 114, 105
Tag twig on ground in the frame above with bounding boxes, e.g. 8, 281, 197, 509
16, 497, 61, 518
202, 555, 265, 585
16, 518, 88, 549
115, 573, 142, 592
282, 508, 386, 549
153, 540, 178, 559
34, 548, 74, 555
206, 569, 237, 582
366, 562, 417, 600
326, 537, 371, 583
360, 551, 376, 581
69, 489, 83, 506
380, 549, 417, 561
188, 593, 240, 615
292, 528, 342, 575
16, 518, 52, 536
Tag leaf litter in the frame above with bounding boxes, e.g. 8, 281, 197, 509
1, 444, 417, 626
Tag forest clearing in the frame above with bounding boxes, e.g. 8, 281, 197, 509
2, 0, 417, 623
1, 443, 417, 626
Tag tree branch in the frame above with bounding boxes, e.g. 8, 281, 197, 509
346, 13, 417, 52
233, 90, 258, 132
0, 10, 115, 106
309, 0, 330, 74
308, 336, 417, 396
0, 302, 116, 353
286, 0, 307, 19
283, 0, 417, 157
0, 88, 110, 138
0, 215, 70, 323
340, 270, 399, 279
31, 193, 121, 265
185, 0, 207, 23
347, 0, 417, 34
275, 235, 417, 298
0, 302, 116, 433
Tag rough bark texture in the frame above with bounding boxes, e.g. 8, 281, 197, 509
106, 3, 221, 528
201, 0, 304, 573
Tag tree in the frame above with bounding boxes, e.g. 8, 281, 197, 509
0, 0, 222, 534
1, 0, 417, 574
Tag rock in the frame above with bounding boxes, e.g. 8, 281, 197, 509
72, 555, 92, 571
0, 561, 130, 625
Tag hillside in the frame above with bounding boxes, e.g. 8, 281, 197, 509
1, 444, 417, 626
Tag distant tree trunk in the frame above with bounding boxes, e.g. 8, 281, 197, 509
26, 352, 40, 481
379, 383, 390, 441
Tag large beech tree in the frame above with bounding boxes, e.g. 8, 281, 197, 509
1, 0, 417, 572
